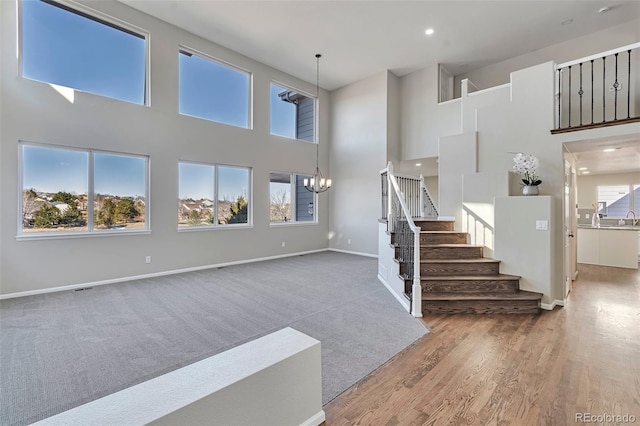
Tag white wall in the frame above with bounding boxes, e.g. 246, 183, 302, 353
0, 1, 331, 296
455, 19, 640, 95
577, 171, 640, 209
329, 72, 390, 255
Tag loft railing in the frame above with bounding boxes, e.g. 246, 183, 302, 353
383, 162, 422, 317
553, 42, 640, 133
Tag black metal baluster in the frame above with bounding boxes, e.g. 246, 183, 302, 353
579, 62, 584, 125
568, 65, 572, 127
614, 52, 619, 120
590, 60, 594, 124
627, 49, 632, 119
602, 56, 606, 123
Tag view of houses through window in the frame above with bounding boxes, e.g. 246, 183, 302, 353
21, 143, 148, 234
178, 162, 250, 227
597, 184, 640, 218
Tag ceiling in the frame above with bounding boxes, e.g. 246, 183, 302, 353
565, 137, 640, 175
119, 0, 640, 91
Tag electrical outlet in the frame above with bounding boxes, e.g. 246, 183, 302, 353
145, 256, 152, 264
535, 220, 548, 231
347, 239, 352, 245
281, 241, 286, 248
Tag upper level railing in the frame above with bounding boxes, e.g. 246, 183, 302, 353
553, 42, 640, 133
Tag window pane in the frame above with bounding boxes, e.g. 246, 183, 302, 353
270, 172, 291, 222
178, 162, 215, 227
22, 0, 146, 105
597, 185, 630, 218
179, 51, 250, 128
295, 175, 315, 222
270, 83, 315, 142
218, 166, 249, 225
634, 185, 640, 217
21, 144, 88, 233
94, 153, 147, 230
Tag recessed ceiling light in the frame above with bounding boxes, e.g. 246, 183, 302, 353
582, 171, 591, 174
561, 18, 573, 25
425, 28, 434, 36
578, 167, 588, 171
415, 163, 422, 166
603, 148, 616, 152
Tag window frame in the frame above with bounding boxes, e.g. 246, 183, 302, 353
596, 183, 639, 218
269, 81, 317, 143
269, 171, 317, 226
177, 160, 253, 231
178, 46, 253, 129
17, 141, 151, 240
19, 0, 151, 106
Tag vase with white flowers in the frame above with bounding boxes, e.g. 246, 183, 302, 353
512, 153, 542, 196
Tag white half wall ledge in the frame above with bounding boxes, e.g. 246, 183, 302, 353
33, 327, 325, 426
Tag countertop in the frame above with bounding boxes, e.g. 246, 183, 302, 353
578, 225, 640, 231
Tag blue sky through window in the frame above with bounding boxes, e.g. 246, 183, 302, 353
22, 145, 88, 195
270, 83, 297, 139
94, 153, 146, 197
22, 0, 146, 105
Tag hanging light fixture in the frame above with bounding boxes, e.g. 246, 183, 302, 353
304, 54, 332, 193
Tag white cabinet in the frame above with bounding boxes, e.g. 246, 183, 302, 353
577, 228, 638, 269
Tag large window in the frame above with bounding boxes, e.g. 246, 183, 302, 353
21, 0, 147, 105
179, 49, 250, 128
597, 184, 640, 218
270, 83, 315, 142
269, 172, 315, 223
178, 162, 251, 228
20, 143, 149, 235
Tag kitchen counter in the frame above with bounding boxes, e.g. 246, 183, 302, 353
577, 226, 639, 269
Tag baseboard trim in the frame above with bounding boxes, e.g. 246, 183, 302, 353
377, 273, 410, 313
301, 410, 326, 426
0, 249, 329, 300
541, 299, 565, 310
328, 248, 378, 258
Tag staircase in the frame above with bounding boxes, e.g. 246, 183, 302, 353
395, 219, 542, 314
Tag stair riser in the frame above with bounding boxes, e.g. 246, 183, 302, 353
422, 280, 519, 293
423, 300, 541, 314
421, 262, 500, 275
420, 234, 467, 245
421, 246, 483, 259
415, 221, 455, 232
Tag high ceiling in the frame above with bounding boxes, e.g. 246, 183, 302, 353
119, 0, 640, 91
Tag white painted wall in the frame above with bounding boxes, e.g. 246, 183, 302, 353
329, 71, 390, 255
455, 19, 640, 96
0, 1, 330, 295
577, 171, 640, 209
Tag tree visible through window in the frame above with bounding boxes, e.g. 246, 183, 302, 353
178, 162, 251, 227
20, 143, 148, 234
270, 172, 315, 223
21, 0, 147, 105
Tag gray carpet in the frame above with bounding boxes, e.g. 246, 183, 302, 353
0, 251, 427, 425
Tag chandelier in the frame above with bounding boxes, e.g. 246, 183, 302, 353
303, 54, 332, 193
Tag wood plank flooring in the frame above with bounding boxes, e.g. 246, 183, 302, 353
324, 263, 640, 425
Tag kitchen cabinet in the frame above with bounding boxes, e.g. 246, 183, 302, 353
577, 226, 638, 269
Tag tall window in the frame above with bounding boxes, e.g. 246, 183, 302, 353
179, 49, 250, 128
178, 162, 251, 227
20, 143, 149, 235
597, 184, 639, 218
270, 83, 315, 142
269, 172, 315, 223
21, 0, 147, 105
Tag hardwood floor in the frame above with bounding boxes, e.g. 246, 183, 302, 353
324, 263, 640, 425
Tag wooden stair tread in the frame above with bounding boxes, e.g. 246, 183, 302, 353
423, 290, 543, 301
421, 244, 483, 248
421, 274, 521, 281
421, 258, 499, 264
420, 231, 465, 234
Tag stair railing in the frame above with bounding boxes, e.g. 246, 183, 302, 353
384, 162, 422, 317
419, 175, 439, 218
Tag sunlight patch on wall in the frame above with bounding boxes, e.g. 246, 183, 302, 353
49, 83, 74, 104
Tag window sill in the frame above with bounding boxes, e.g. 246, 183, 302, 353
177, 224, 254, 232
16, 229, 151, 241
270, 222, 318, 228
